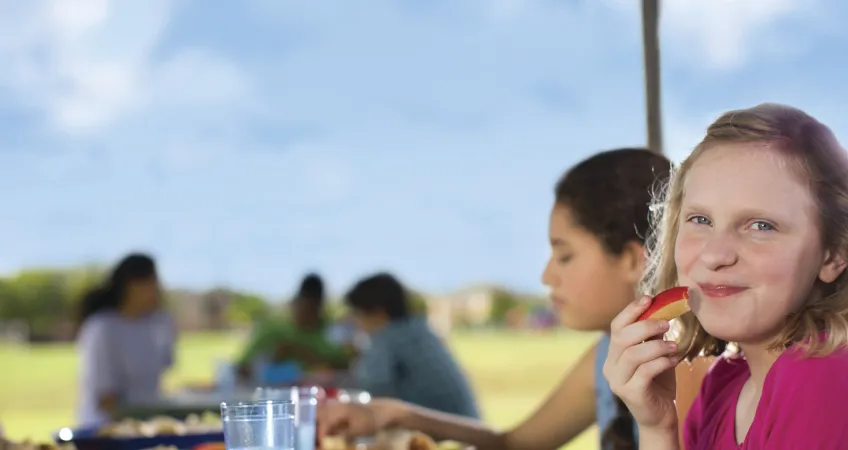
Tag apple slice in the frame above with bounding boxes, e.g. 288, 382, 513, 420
637, 286, 690, 321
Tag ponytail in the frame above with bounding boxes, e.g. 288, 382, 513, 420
74, 286, 119, 337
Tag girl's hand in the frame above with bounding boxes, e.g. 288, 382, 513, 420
317, 398, 408, 439
603, 295, 681, 431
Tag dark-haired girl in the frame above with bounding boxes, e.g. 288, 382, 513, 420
318, 148, 712, 450
76, 253, 176, 426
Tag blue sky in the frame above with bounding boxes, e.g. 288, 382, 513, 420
1, 0, 846, 298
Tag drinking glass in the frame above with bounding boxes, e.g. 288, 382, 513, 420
254, 387, 320, 450
220, 399, 295, 450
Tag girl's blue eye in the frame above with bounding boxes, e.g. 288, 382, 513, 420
751, 221, 775, 232
688, 215, 710, 225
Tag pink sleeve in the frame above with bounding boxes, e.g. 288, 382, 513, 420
761, 355, 848, 445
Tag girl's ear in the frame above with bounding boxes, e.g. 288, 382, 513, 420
819, 250, 847, 283
619, 241, 647, 284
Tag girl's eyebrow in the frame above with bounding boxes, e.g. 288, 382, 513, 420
550, 238, 569, 248
681, 202, 793, 224
732, 207, 795, 225
679, 201, 709, 213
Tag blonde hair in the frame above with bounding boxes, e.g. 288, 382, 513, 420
642, 103, 848, 360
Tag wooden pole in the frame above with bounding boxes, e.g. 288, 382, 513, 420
641, 0, 663, 154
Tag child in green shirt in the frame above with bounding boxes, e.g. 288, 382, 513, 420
235, 274, 353, 377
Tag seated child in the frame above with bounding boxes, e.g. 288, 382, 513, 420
236, 274, 352, 377
345, 272, 479, 418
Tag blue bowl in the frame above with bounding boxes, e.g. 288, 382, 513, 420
53, 426, 223, 450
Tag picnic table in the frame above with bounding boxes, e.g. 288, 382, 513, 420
118, 371, 360, 420
116, 387, 256, 420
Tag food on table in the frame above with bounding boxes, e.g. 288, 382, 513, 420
97, 412, 222, 438
637, 286, 690, 321
97, 419, 146, 438
192, 442, 225, 450
407, 432, 437, 450
320, 436, 348, 450
435, 441, 467, 450
184, 412, 225, 433
321, 431, 472, 450
0, 440, 75, 450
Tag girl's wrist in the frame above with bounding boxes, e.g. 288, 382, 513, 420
639, 423, 680, 449
374, 399, 412, 428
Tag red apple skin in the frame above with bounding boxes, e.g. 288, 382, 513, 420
637, 286, 690, 322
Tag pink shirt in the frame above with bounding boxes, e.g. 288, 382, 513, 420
684, 345, 848, 449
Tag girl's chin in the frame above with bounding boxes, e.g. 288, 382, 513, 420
699, 322, 766, 347
556, 315, 596, 332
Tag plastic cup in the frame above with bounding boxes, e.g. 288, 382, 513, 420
220, 399, 295, 450
254, 387, 319, 450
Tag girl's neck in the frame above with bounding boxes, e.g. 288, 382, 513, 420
738, 342, 783, 388
118, 303, 150, 319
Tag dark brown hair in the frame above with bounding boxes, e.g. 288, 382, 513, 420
75, 253, 158, 336
556, 148, 672, 450
345, 272, 410, 320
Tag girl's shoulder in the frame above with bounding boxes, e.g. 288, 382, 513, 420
76, 312, 122, 350
750, 347, 848, 445
767, 346, 848, 393
79, 311, 120, 334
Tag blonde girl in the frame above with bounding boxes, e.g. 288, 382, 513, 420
605, 103, 848, 449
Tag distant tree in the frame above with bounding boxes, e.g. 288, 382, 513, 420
0, 278, 24, 319
488, 288, 522, 325
7, 269, 68, 337
323, 300, 347, 321
408, 290, 428, 316
63, 266, 105, 309
226, 291, 272, 325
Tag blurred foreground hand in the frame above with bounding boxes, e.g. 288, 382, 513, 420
317, 398, 408, 439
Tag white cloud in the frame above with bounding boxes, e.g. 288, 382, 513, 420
604, 0, 816, 70
664, 113, 711, 163
51, 62, 138, 132
488, 0, 529, 22
145, 50, 252, 111
0, 0, 168, 133
662, 0, 806, 69
48, 0, 109, 38
0, 0, 253, 136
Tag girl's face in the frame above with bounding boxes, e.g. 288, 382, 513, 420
542, 204, 644, 331
675, 144, 845, 345
351, 309, 388, 334
291, 297, 321, 329
125, 275, 161, 314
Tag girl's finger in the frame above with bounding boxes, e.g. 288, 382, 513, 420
606, 339, 675, 388
627, 356, 679, 394
611, 319, 671, 351
317, 403, 346, 437
610, 295, 653, 333
619, 339, 677, 370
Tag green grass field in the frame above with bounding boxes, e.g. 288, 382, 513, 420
0, 330, 601, 449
